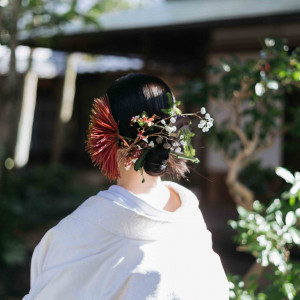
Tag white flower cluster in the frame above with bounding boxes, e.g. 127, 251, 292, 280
161, 117, 177, 134
198, 107, 214, 132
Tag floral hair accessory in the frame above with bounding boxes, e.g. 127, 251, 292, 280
86, 92, 214, 182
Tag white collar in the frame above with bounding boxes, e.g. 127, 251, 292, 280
73, 181, 200, 241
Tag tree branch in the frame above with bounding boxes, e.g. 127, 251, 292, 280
229, 124, 249, 148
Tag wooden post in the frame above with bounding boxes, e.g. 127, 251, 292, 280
51, 54, 77, 163
14, 68, 38, 168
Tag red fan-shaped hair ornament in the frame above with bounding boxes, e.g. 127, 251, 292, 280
85, 94, 121, 181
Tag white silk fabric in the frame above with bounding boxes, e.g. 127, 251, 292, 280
23, 181, 229, 300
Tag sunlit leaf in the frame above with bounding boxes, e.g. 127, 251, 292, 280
276, 167, 294, 184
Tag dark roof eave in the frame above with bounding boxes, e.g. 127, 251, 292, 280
20, 12, 300, 57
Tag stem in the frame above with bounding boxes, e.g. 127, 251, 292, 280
170, 151, 199, 163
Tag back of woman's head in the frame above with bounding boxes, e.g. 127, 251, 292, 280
106, 73, 189, 178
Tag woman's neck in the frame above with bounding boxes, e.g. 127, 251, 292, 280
117, 166, 163, 195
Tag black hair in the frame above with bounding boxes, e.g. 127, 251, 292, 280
106, 73, 189, 178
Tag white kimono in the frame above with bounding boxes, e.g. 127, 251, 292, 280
23, 181, 229, 300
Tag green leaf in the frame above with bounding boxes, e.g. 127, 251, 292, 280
228, 219, 237, 229
175, 107, 182, 114
257, 293, 267, 300
282, 282, 296, 300
289, 197, 296, 206
170, 151, 199, 163
161, 108, 173, 115
292, 71, 300, 81
140, 169, 145, 183
134, 148, 151, 172
275, 167, 294, 184
141, 111, 148, 117
3, 239, 27, 266
180, 128, 196, 157
162, 92, 182, 116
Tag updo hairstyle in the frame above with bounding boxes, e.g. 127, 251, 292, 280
106, 73, 189, 179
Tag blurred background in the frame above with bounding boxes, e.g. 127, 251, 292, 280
1, 0, 300, 299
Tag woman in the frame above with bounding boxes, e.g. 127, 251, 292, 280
23, 73, 229, 299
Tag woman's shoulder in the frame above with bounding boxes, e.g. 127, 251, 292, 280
30, 196, 118, 275
41, 194, 111, 241
162, 180, 200, 207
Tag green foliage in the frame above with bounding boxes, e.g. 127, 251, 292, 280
228, 167, 300, 299
179, 127, 196, 157
134, 148, 151, 175
239, 161, 277, 198
179, 37, 300, 161
1, 0, 140, 47
228, 263, 300, 300
178, 36, 300, 300
161, 92, 182, 116
227, 273, 265, 300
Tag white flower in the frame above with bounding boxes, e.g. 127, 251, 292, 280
255, 82, 265, 96
207, 121, 213, 128
265, 37, 275, 47
269, 250, 282, 266
205, 113, 210, 120
146, 120, 153, 126
161, 119, 166, 125
172, 126, 177, 132
166, 126, 173, 134
170, 117, 176, 123
257, 235, 268, 247
198, 120, 206, 128
175, 147, 181, 153
148, 141, 155, 148
202, 127, 209, 132
131, 115, 139, 122
222, 64, 231, 72
180, 135, 184, 139
267, 80, 279, 90
228, 282, 235, 289
181, 140, 187, 146
200, 107, 206, 114
156, 136, 163, 144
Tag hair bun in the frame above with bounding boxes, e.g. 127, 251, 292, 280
143, 147, 169, 176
